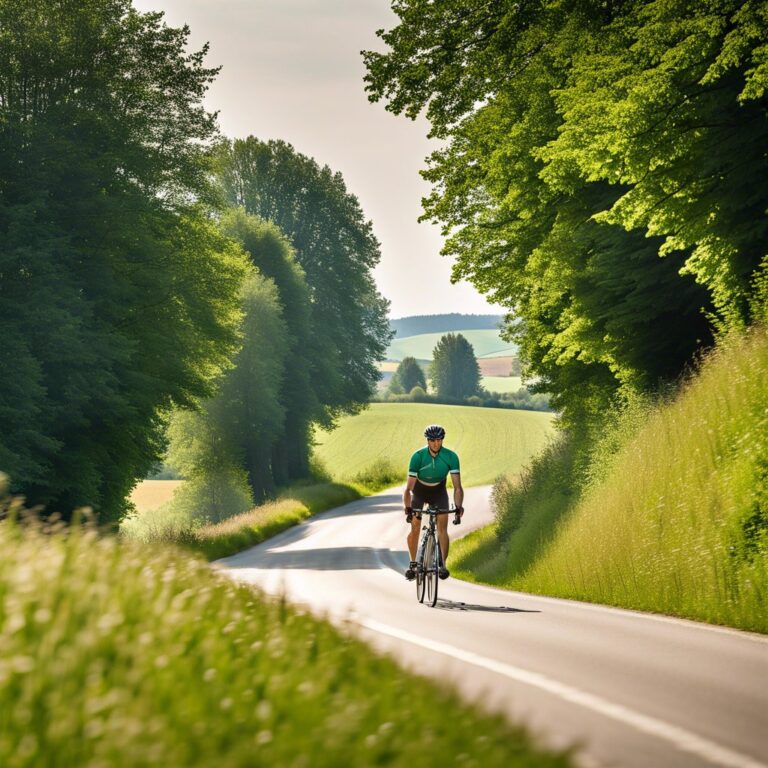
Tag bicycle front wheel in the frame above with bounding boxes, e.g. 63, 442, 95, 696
416, 546, 426, 603
424, 535, 438, 607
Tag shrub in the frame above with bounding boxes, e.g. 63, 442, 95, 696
350, 458, 403, 492
409, 385, 428, 401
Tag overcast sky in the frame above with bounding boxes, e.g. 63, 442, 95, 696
131, 0, 504, 319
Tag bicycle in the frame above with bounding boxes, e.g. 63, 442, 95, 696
406, 505, 461, 607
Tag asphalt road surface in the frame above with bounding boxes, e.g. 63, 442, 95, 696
217, 485, 768, 768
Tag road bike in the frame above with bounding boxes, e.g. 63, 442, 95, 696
406, 505, 461, 607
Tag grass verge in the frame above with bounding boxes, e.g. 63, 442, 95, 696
452, 325, 768, 633
0, 511, 572, 768
122, 465, 404, 562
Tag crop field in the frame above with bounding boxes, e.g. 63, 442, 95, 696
478, 356, 516, 376
483, 376, 524, 393
314, 402, 554, 486
129, 480, 183, 513
387, 329, 517, 361
378, 356, 519, 380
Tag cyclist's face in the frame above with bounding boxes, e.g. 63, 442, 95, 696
427, 437, 443, 451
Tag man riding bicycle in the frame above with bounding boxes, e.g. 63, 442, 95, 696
403, 424, 464, 581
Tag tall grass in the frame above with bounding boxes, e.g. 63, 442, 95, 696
454, 326, 768, 632
0, 508, 572, 767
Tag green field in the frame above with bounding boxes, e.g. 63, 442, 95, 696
314, 402, 554, 486
387, 329, 517, 361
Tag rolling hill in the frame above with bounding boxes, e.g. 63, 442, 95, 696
390, 313, 502, 339
386, 328, 517, 362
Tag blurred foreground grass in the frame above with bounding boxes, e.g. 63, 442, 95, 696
0, 509, 572, 768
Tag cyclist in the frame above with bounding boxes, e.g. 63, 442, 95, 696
403, 424, 464, 581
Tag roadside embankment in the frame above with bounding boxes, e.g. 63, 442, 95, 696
453, 326, 768, 633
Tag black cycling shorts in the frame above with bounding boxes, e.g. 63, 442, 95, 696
411, 479, 449, 513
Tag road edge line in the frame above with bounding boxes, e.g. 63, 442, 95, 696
360, 618, 766, 768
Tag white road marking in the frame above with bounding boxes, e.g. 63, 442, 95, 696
360, 618, 767, 768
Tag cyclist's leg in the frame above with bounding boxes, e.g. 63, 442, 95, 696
433, 483, 450, 577
405, 484, 426, 579
437, 513, 450, 562
407, 514, 420, 560
435, 485, 451, 565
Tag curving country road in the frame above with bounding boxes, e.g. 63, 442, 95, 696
217, 486, 768, 768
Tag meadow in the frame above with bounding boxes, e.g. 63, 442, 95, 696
377, 359, 520, 395
0, 503, 572, 768
387, 329, 517, 361
452, 326, 768, 633
313, 402, 555, 486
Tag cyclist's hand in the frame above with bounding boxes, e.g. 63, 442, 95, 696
405, 506, 413, 523
453, 506, 464, 525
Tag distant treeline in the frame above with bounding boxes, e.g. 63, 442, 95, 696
390, 313, 502, 339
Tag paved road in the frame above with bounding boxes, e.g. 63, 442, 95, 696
217, 486, 768, 768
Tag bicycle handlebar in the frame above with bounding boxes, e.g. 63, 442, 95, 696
406, 507, 462, 525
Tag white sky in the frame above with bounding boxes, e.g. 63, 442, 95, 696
131, 0, 505, 319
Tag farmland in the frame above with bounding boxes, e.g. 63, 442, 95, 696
387, 329, 517, 361
482, 376, 525, 393
129, 479, 183, 513
313, 402, 554, 486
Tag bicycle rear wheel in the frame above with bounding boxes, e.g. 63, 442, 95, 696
424, 535, 438, 607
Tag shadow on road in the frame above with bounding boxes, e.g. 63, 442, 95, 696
313, 493, 403, 520
435, 598, 540, 614
223, 545, 395, 571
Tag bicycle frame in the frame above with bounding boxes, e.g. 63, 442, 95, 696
413, 505, 451, 607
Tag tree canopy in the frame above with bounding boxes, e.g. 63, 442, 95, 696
364, 0, 768, 427
390, 357, 427, 394
220, 210, 320, 487
0, 0, 247, 521
165, 266, 290, 508
214, 137, 392, 421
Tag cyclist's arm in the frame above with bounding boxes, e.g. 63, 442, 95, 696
403, 474, 417, 512
451, 472, 464, 515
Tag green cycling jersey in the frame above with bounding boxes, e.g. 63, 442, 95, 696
408, 446, 460, 485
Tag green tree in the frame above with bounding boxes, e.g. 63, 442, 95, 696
165, 409, 254, 524
164, 266, 293, 510
429, 334, 481, 399
216, 270, 290, 501
220, 210, 319, 484
214, 138, 392, 419
0, 0, 247, 521
363, 0, 740, 428
539, 0, 768, 327
390, 356, 427, 394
